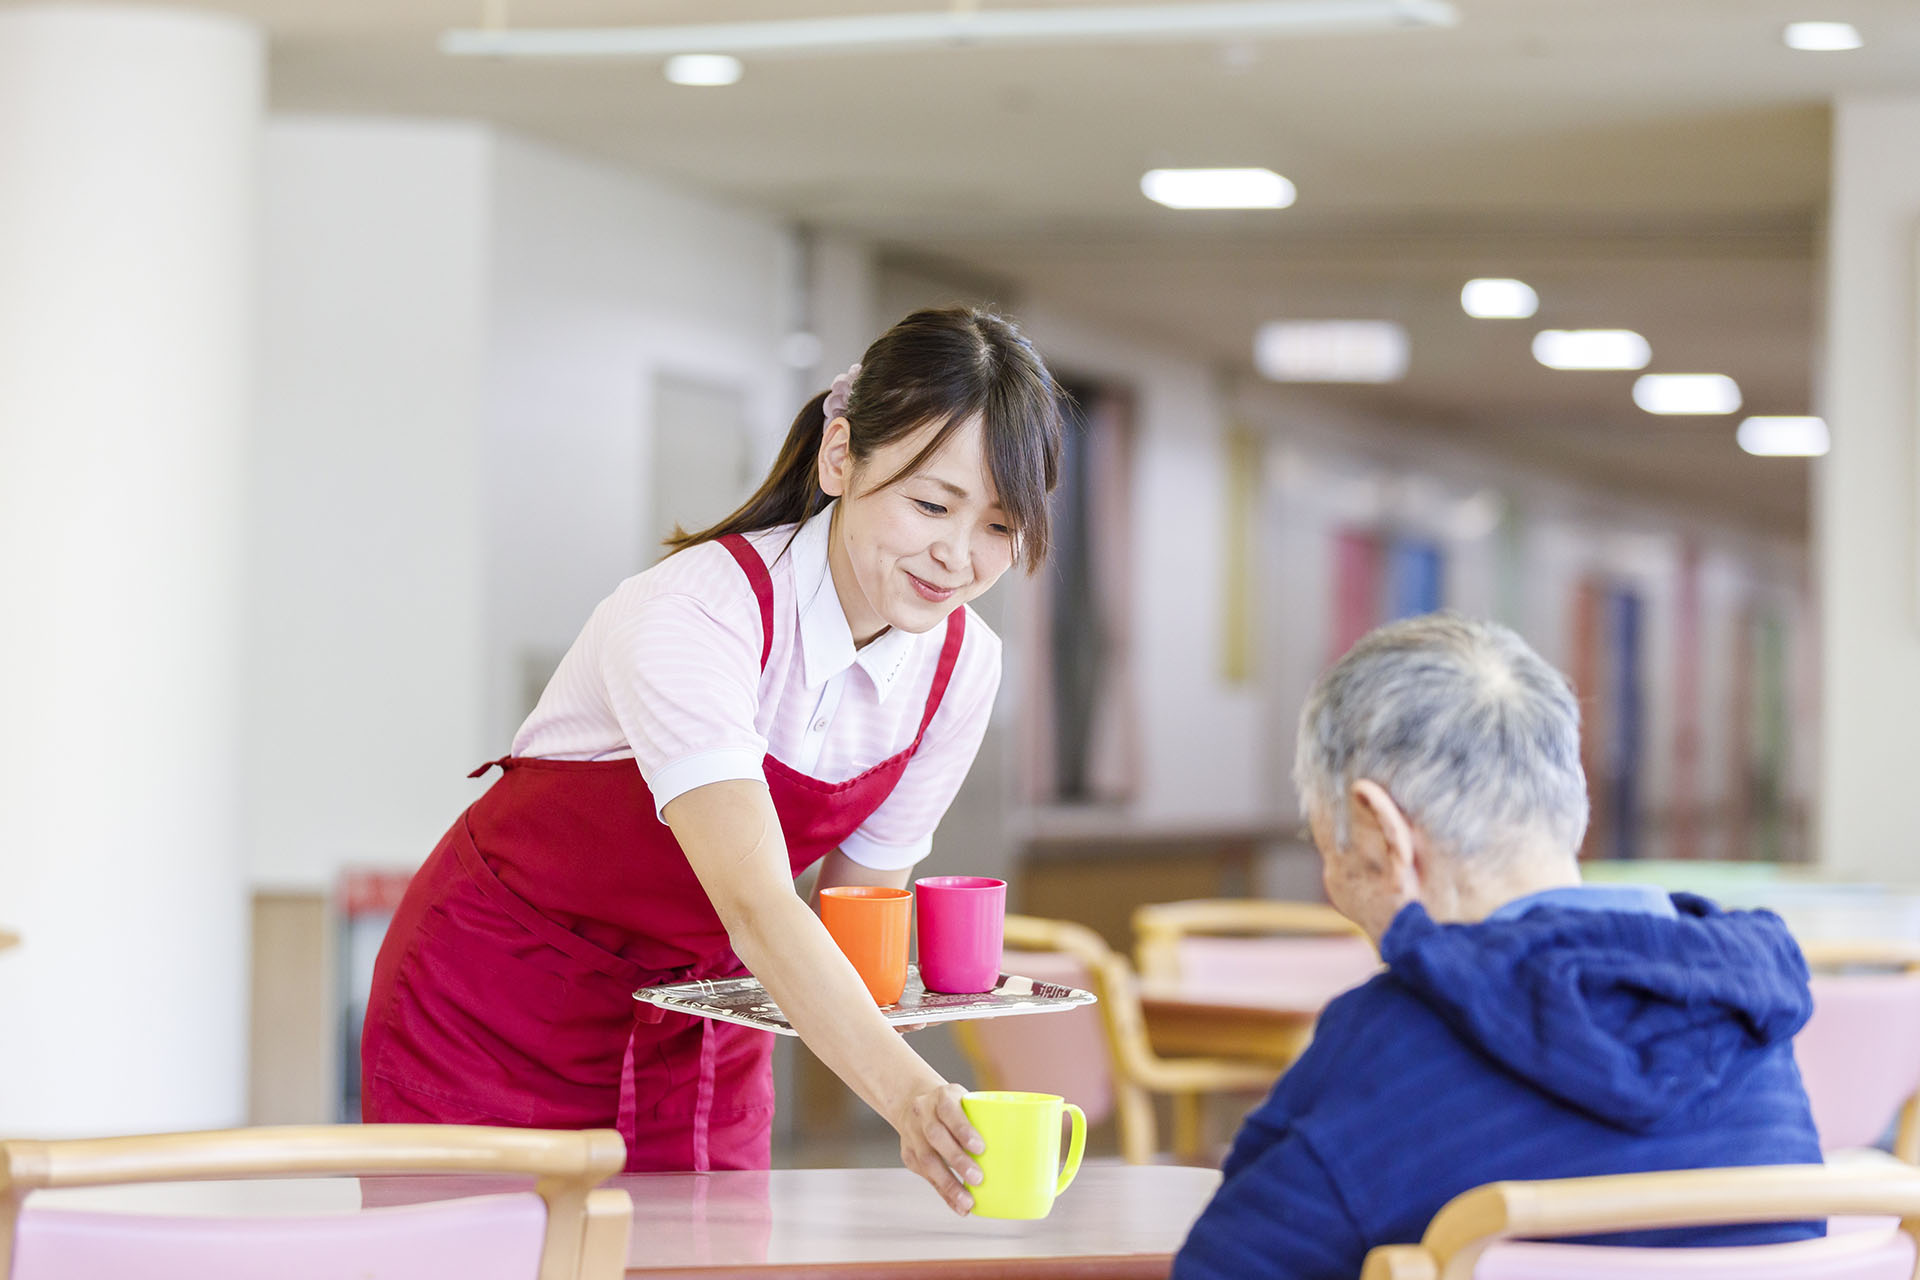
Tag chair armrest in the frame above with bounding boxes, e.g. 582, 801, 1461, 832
1360, 1243, 1439, 1280
1420, 1164, 1920, 1280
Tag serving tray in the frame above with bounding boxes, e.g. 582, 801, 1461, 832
634, 965, 1096, 1036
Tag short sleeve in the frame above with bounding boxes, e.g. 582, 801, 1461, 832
601, 557, 770, 818
836, 619, 1001, 871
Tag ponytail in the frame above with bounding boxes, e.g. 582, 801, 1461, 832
664, 390, 834, 555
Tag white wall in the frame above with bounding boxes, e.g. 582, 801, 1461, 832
481, 134, 800, 747
246, 118, 493, 887
249, 121, 812, 889
1817, 97, 1920, 880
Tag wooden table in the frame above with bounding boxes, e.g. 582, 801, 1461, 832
34, 1162, 1222, 1279
1140, 972, 1367, 1067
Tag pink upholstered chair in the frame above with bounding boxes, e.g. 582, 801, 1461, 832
1132, 898, 1378, 998
1, 1125, 631, 1280
950, 914, 1274, 1165
1796, 941, 1920, 1161
1360, 1163, 1920, 1280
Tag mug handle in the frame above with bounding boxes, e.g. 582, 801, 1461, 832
1054, 1103, 1087, 1196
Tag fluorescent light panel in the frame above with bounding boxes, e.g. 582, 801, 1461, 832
1738, 416, 1830, 456
442, 1, 1461, 58
1784, 21, 1862, 50
1634, 374, 1742, 415
1532, 329, 1650, 371
1142, 168, 1295, 210
1255, 320, 1408, 383
665, 53, 742, 85
1461, 278, 1537, 319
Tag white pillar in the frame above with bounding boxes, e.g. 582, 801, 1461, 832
1815, 97, 1920, 881
0, 5, 261, 1132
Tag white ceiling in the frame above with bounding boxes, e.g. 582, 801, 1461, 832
83, 0, 1920, 533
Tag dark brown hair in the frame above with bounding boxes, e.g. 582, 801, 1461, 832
666, 305, 1064, 572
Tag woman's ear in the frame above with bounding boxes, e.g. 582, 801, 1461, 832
817, 417, 853, 498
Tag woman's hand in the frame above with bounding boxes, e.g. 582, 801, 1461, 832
892, 1080, 985, 1215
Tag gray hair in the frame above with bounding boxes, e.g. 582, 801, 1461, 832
1293, 614, 1590, 858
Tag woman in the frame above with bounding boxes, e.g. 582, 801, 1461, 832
362, 306, 1063, 1215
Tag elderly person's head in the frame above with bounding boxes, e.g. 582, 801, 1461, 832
1294, 614, 1590, 940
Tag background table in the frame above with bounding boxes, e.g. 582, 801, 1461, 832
34, 1162, 1222, 1279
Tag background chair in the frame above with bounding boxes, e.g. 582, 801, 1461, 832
1361, 1162, 1920, 1280
952, 913, 1276, 1165
1132, 897, 1374, 988
1796, 940, 1920, 1161
0, 1124, 630, 1280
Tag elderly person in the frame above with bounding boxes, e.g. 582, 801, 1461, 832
1173, 615, 1820, 1280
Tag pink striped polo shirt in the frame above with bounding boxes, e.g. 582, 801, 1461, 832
511, 502, 1002, 870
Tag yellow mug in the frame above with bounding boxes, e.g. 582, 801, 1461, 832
961, 1090, 1087, 1220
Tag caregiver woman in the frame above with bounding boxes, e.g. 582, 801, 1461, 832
362, 306, 1063, 1214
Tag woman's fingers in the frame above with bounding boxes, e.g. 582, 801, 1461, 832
903, 1134, 974, 1214
936, 1083, 986, 1155
924, 1114, 983, 1190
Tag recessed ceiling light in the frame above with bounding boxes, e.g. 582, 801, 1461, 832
1142, 168, 1295, 210
665, 53, 743, 85
1461, 278, 1538, 319
1254, 320, 1408, 383
1531, 329, 1650, 371
1783, 21, 1862, 50
1633, 374, 1742, 415
1738, 416, 1830, 456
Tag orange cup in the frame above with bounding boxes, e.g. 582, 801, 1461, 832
820, 886, 912, 1006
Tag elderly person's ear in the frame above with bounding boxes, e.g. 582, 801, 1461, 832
1351, 779, 1418, 879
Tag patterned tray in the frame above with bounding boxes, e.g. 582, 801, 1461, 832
634, 965, 1096, 1036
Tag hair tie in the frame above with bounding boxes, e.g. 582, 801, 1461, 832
822, 363, 861, 425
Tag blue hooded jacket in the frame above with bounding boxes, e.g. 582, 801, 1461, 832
1173, 893, 1823, 1280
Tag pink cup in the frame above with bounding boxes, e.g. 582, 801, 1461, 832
913, 875, 1007, 995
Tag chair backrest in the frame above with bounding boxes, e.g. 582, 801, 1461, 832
1131, 898, 1370, 985
1796, 942, 1920, 1160
0, 1125, 630, 1280
1359, 1163, 1920, 1280
1171, 934, 1382, 1001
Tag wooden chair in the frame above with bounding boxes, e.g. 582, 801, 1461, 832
0, 1124, 630, 1280
1361, 1162, 1920, 1280
1797, 940, 1920, 1162
1132, 898, 1370, 985
952, 914, 1276, 1165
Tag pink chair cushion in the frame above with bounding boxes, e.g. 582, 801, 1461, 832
966, 948, 1114, 1124
1797, 973, 1920, 1150
1473, 1217, 1913, 1279
1174, 935, 1381, 1007
13, 1191, 548, 1280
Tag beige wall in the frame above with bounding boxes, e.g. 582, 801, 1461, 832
1817, 97, 1920, 880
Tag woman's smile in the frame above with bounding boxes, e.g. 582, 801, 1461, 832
907, 570, 960, 603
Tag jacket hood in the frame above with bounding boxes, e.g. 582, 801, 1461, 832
1380, 893, 1812, 1132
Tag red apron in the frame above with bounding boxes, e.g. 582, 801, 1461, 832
361, 534, 965, 1172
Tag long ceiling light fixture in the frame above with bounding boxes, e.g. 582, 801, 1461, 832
441, 1, 1460, 60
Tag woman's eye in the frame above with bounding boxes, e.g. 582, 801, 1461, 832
913, 499, 948, 516
990, 524, 1013, 537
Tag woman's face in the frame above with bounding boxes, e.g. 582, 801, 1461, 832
819, 413, 1018, 643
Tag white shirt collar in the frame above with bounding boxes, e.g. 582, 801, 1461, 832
789, 501, 920, 704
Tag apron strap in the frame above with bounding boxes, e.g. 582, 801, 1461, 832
615, 1014, 716, 1174
717, 534, 775, 673
466, 755, 513, 780
913, 608, 968, 744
